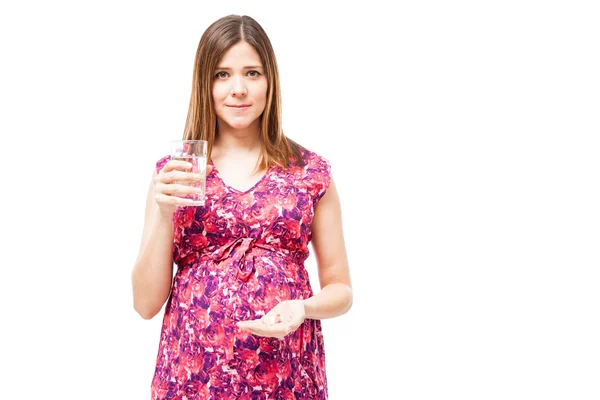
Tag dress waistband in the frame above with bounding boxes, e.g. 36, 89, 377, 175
178, 237, 299, 282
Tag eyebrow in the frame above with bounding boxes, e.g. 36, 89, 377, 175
215, 65, 264, 70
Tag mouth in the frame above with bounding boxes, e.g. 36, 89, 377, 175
226, 104, 251, 109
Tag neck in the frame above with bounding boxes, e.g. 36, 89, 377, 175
214, 119, 262, 155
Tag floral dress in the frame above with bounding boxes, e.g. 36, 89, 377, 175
150, 146, 331, 399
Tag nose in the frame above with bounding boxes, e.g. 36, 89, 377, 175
231, 76, 247, 97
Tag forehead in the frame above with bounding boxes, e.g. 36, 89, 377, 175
217, 41, 263, 67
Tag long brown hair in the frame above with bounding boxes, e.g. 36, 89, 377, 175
182, 15, 304, 171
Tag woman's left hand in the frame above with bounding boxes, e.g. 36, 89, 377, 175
236, 300, 306, 340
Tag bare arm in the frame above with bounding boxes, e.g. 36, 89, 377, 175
236, 176, 353, 338
303, 177, 353, 320
131, 169, 175, 320
131, 159, 209, 319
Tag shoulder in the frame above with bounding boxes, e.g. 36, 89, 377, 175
296, 144, 331, 173
293, 145, 332, 205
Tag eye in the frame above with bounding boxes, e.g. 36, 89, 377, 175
248, 70, 262, 77
215, 71, 228, 79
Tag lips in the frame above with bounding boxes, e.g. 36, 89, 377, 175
227, 104, 250, 112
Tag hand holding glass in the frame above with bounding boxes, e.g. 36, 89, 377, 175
170, 140, 208, 206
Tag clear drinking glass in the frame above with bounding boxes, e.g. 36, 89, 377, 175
170, 140, 208, 206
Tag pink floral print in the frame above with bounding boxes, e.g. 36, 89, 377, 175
150, 146, 331, 399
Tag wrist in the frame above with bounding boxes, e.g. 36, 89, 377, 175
156, 208, 175, 223
155, 209, 176, 230
301, 298, 312, 320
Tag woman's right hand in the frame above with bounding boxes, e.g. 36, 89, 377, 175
153, 159, 213, 217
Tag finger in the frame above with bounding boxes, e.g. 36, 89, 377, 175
165, 160, 193, 172
290, 315, 304, 327
252, 328, 286, 339
156, 170, 203, 185
238, 320, 279, 337
155, 193, 203, 207
166, 159, 210, 176
247, 328, 268, 337
286, 323, 300, 334
236, 321, 253, 329
256, 323, 288, 337
260, 316, 274, 326
237, 318, 263, 326
261, 314, 282, 326
238, 323, 265, 336
156, 182, 202, 196
237, 320, 264, 332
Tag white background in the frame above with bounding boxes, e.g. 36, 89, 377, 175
1, 1, 599, 399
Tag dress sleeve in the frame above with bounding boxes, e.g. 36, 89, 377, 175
156, 155, 171, 174
310, 154, 332, 209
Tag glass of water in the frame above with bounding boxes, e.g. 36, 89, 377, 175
170, 140, 208, 206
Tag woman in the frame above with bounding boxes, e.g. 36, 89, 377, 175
131, 14, 352, 399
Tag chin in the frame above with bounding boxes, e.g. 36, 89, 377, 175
226, 122, 251, 130
223, 117, 259, 130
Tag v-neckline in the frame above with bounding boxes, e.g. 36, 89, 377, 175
209, 159, 274, 195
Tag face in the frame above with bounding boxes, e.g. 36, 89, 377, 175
212, 41, 268, 132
